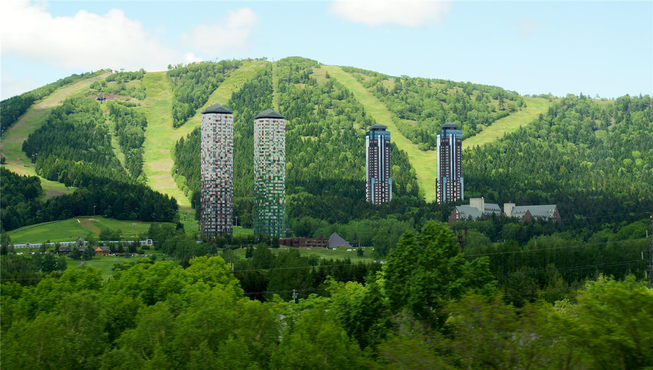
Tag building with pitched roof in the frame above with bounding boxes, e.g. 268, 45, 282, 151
449, 197, 502, 222
506, 204, 561, 223
200, 104, 234, 237
328, 232, 351, 248
253, 109, 286, 237
449, 198, 560, 224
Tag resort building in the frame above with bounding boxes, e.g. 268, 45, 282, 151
200, 104, 234, 237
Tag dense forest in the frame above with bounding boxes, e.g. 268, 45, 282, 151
0, 70, 104, 135
464, 94, 653, 229
0, 168, 178, 231
2, 222, 651, 369
107, 101, 148, 178
342, 66, 524, 149
168, 60, 242, 127
22, 96, 124, 179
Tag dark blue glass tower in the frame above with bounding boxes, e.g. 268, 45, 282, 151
436, 122, 464, 204
366, 124, 392, 204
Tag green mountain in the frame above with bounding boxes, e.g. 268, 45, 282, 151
1, 57, 651, 239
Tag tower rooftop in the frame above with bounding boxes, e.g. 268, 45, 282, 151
202, 104, 233, 114
441, 122, 459, 130
369, 123, 387, 131
255, 109, 285, 119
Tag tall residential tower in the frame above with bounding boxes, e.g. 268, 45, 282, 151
366, 124, 392, 204
253, 109, 286, 237
436, 122, 464, 204
200, 104, 234, 237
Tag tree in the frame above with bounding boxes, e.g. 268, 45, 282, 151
83, 244, 96, 260
384, 221, 496, 326
556, 275, 653, 368
270, 309, 365, 369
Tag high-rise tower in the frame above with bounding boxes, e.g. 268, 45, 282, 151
366, 124, 392, 204
200, 104, 234, 237
436, 122, 464, 204
253, 109, 286, 237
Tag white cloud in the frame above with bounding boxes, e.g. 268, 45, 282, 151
330, 0, 451, 27
182, 8, 258, 54
0, 0, 185, 71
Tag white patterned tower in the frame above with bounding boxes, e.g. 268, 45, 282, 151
253, 109, 286, 237
200, 104, 234, 237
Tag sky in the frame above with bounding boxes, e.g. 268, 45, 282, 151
1, 0, 652, 100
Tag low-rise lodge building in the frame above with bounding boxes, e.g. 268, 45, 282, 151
450, 198, 560, 224
280, 237, 328, 248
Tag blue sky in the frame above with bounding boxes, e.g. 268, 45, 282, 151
1, 0, 651, 99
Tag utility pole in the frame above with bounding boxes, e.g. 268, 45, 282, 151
292, 289, 298, 303
453, 225, 467, 253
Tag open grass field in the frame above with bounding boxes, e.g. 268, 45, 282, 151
462, 97, 551, 149
6, 216, 172, 243
324, 65, 438, 201
0, 73, 108, 197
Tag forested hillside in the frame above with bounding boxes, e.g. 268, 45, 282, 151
2, 57, 651, 246
22, 97, 125, 187
174, 57, 420, 233
168, 60, 242, 127
2, 96, 177, 231
342, 66, 524, 149
464, 94, 653, 228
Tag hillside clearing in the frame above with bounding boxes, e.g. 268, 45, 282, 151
6, 216, 171, 244
462, 97, 551, 149
324, 65, 438, 201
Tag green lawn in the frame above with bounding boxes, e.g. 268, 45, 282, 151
6, 216, 172, 243
75, 256, 135, 278
324, 65, 438, 201
462, 97, 551, 149
0, 73, 108, 197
